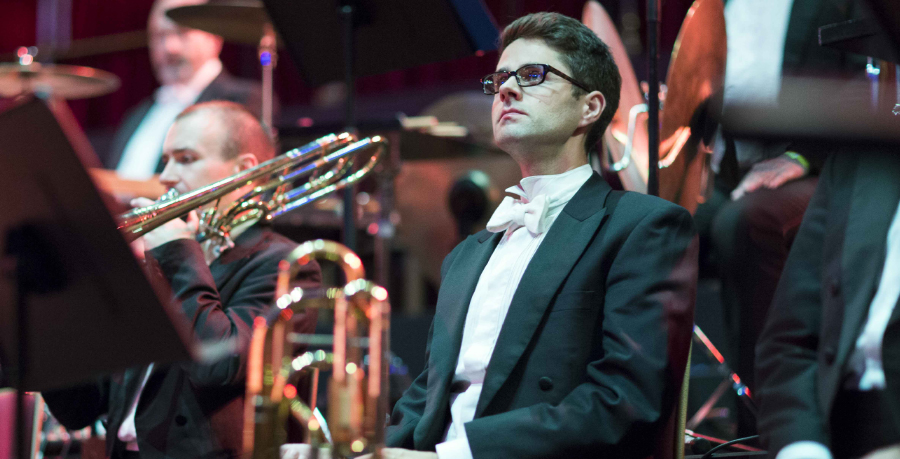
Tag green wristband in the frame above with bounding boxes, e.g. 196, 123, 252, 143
784, 151, 810, 170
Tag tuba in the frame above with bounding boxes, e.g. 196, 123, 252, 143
244, 240, 391, 459
117, 132, 387, 245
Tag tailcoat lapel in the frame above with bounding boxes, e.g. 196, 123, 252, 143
419, 230, 500, 441
837, 154, 900, 366
474, 174, 612, 417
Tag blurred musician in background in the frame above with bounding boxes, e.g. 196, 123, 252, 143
756, 151, 900, 459
693, 0, 867, 434
380, 12, 697, 459
107, 0, 263, 180
43, 101, 318, 459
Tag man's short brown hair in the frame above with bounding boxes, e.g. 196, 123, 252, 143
500, 12, 621, 156
176, 101, 275, 162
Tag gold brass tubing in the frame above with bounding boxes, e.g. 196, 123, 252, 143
245, 240, 390, 459
117, 132, 355, 242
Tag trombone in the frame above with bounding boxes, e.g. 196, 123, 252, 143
244, 240, 391, 459
117, 132, 388, 247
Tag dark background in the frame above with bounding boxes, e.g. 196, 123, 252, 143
0, 0, 693, 134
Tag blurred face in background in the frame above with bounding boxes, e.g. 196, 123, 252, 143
148, 0, 223, 86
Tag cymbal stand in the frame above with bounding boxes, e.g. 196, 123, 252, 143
258, 23, 277, 131
687, 325, 757, 430
339, 1, 358, 252
646, 0, 660, 196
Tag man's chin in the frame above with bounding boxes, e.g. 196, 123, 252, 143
494, 130, 531, 151
157, 66, 193, 86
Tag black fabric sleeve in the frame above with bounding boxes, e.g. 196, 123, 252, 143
147, 238, 319, 388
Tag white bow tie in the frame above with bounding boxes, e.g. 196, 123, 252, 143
486, 194, 549, 235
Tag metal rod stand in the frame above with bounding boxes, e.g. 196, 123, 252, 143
340, 2, 357, 252
688, 325, 757, 430
258, 23, 278, 132
646, 0, 660, 196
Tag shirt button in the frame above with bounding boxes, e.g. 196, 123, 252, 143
175, 415, 188, 426
539, 377, 554, 391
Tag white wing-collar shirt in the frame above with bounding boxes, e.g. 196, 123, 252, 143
435, 164, 594, 459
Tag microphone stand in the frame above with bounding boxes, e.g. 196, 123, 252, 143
647, 0, 661, 196
340, 1, 358, 251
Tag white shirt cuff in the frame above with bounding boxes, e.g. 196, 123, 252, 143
776, 441, 833, 459
436, 430, 474, 459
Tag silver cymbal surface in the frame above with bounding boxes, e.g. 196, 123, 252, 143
0, 62, 121, 99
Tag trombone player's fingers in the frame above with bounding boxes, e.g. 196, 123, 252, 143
127, 197, 155, 258
130, 197, 155, 209
130, 238, 146, 261
139, 209, 200, 250
279, 444, 312, 459
127, 197, 199, 250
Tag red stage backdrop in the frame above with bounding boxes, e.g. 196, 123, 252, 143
0, 0, 691, 133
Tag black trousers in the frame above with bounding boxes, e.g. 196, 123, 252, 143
831, 390, 900, 459
696, 175, 818, 434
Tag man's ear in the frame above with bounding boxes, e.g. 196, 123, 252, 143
580, 90, 606, 128
234, 152, 259, 173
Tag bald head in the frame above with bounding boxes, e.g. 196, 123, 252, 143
176, 101, 275, 163
148, 0, 223, 86
159, 102, 275, 196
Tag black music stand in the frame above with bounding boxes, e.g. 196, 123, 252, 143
261, 0, 499, 88
0, 97, 196, 459
863, 0, 900, 60
261, 0, 498, 261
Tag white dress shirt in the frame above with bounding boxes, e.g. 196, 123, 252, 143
712, 0, 795, 171
116, 59, 223, 180
435, 165, 593, 459
778, 201, 900, 459
847, 199, 900, 391
723, 0, 794, 106
118, 363, 154, 451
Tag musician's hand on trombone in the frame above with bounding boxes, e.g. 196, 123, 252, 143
130, 197, 200, 250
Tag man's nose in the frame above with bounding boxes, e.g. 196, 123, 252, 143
162, 33, 182, 55
158, 163, 178, 191
498, 75, 522, 102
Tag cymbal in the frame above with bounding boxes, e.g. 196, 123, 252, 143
0, 63, 121, 99
166, 1, 278, 46
658, 0, 726, 212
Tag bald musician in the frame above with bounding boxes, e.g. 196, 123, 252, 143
44, 101, 318, 459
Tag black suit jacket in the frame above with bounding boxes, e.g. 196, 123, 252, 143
386, 174, 698, 458
103, 71, 263, 170
755, 152, 900, 456
781, 0, 868, 78
44, 225, 319, 459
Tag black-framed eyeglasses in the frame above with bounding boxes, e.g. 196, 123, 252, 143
480, 64, 591, 95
